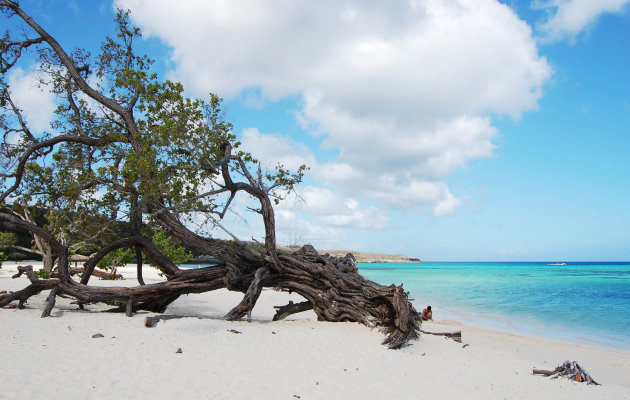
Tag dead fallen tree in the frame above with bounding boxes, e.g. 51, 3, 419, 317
533, 360, 600, 385
1, 235, 421, 348
0, 223, 422, 348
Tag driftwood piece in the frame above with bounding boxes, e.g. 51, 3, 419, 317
533, 360, 600, 385
144, 315, 161, 327
144, 315, 202, 327
419, 328, 462, 343
532, 369, 555, 376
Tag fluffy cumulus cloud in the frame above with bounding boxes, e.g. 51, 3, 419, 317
6, 67, 56, 136
117, 0, 551, 221
274, 209, 346, 248
283, 186, 390, 229
238, 128, 453, 221
535, 0, 630, 41
238, 128, 316, 171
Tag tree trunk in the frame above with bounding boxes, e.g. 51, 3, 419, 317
135, 247, 144, 286
42, 246, 54, 272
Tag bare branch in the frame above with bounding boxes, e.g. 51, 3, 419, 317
0, 34, 44, 73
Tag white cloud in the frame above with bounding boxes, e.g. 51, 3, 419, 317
536, 0, 630, 41
7, 67, 56, 135
239, 127, 459, 223
238, 128, 316, 171
302, 100, 499, 179
275, 209, 346, 248
287, 186, 390, 229
117, 0, 551, 221
240, 127, 469, 217
118, 0, 549, 117
363, 176, 461, 217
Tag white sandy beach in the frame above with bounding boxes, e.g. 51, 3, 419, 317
1, 261, 629, 400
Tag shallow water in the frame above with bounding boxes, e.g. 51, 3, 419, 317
359, 262, 630, 349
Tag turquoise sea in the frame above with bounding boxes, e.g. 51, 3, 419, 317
359, 262, 630, 349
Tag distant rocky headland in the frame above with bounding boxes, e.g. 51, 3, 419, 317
318, 250, 420, 264
188, 247, 419, 265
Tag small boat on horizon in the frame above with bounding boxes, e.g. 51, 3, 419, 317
547, 262, 567, 266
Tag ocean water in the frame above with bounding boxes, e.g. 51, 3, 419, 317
359, 262, 630, 349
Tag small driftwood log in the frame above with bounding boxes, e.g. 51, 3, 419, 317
419, 328, 462, 343
533, 360, 600, 385
144, 315, 192, 327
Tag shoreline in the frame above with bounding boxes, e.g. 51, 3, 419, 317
412, 298, 630, 352
359, 261, 630, 352
2, 261, 630, 399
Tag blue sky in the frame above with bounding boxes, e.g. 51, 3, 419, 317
5, 0, 630, 261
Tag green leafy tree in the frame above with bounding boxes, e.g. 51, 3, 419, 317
0, 231, 15, 248
151, 231, 192, 267
0, 231, 14, 267
96, 247, 134, 272
0, 250, 8, 267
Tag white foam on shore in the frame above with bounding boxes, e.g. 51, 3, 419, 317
2, 261, 630, 399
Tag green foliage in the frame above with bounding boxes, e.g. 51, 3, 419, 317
97, 247, 134, 271
0, 231, 16, 248
34, 268, 52, 279
0, 232, 16, 267
151, 231, 192, 266
103, 300, 125, 307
